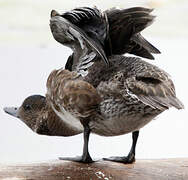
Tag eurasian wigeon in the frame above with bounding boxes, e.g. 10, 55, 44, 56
46, 7, 183, 163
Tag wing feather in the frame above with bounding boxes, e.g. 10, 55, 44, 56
106, 7, 160, 58
61, 79, 101, 118
50, 14, 109, 73
47, 69, 101, 118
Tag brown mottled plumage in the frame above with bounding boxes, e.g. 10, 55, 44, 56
47, 69, 101, 119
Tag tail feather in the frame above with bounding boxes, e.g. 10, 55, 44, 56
168, 96, 184, 110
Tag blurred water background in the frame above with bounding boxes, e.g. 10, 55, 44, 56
0, 0, 188, 164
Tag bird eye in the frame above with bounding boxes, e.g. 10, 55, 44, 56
24, 104, 32, 111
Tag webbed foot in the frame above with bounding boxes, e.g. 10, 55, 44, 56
103, 131, 139, 164
59, 155, 94, 163
103, 154, 135, 164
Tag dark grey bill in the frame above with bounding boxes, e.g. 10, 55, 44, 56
3, 107, 20, 118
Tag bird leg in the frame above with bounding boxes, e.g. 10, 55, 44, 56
59, 124, 93, 163
103, 131, 139, 164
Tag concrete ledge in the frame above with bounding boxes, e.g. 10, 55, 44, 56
0, 158, 188, 180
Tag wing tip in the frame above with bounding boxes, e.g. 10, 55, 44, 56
51, 10, 60, 18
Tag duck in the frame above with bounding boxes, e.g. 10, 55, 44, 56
3, 7, 183, 164
3, 95, 82, 136
50, 6, 160, 71
46, 7, 184, 164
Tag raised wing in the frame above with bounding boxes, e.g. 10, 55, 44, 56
50, 9, 109, 73
106, 7, 160, 59
50, 7, 161, 76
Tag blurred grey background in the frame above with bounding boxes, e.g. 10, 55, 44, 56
0, 0, 188, 164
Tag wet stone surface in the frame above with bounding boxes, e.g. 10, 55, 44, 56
0, 158, 188, 180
